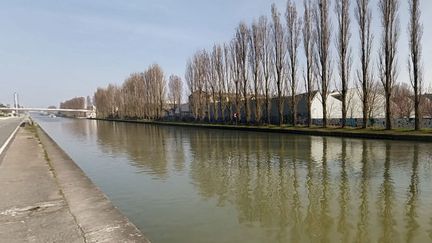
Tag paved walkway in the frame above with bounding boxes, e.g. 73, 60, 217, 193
0, 125, 149, 242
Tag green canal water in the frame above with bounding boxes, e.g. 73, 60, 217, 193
34, 117, 432, 243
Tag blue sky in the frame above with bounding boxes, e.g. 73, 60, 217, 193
0, 0, 431, 107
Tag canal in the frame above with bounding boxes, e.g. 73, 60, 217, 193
34, 116, 432, 243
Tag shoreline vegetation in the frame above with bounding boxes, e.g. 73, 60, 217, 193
90, 118, 432, 142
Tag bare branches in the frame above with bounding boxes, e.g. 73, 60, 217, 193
286, 0, 302, 126
212, 44, 225, 122
355, 0, 374, 128
249, 19, 265, 123
392, 83, 414, 118
259, 16, 273, 124
234, 22, 251, 123
314, 0, 332, 127
408, 0, 423, 130
168, 75, 183, 115
378, 0, 400, 129
271, 4, 287, 125
335, 0, 352, 128
303, 0, 315, 127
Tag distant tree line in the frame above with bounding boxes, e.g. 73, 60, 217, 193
59, 96, 86, 117
94, 64, 168, 119
93, 0, 427, 130
60, 97, 85, 110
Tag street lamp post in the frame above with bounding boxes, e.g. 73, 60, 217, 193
14, 92, 19, 117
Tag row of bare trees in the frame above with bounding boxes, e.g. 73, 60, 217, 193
59, 97, 86, 117
186, 3, 305, 124
90, 0, 425, 129
184, 0, 425, 129
60, 97, 85, 110
94, 64, 171, 120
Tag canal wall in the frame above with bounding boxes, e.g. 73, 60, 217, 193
0, 123, 150, 242
93, 118, 432, 143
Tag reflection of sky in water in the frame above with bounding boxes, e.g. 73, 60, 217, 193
34, 116, 432, 243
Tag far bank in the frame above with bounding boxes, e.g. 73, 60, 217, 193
90, 118, 432, 143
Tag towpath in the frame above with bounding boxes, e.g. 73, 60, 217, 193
0, 124, 149, 242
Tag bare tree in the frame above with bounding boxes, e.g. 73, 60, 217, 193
271, 4, 287, 125
303, 0, 315, 127
259, 16, 273, 124
186, 52, 206, 120
185, 59, 199, 120
314, 0, 332, 127
212, 44, 225, 122
335, 0, 352, 128
355, 0, 374, 128
392, 83, 414, 118
201, 51, 212, 121
368, 81, 383, 120
157, 65, 166, 119
146, 64, 166, 119
168, 74, 183, 117
210, 46, 220, 122
422, 94, 432, 118
223, 43, 234, 122
408, 0, 423, 130
235, 22, 251, 123
286, 0, 302, 126
230, 39, 241, 123
378, 0, 400, 130
249, 19, 265, 123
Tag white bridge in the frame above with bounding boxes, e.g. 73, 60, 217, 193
1, 93, 95, 116
0, 107, 92, 113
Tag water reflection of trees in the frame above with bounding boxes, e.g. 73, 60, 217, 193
95, 121, 173, 178
186, 129, 432, 242
90, 121, 432, 242
405, 143, 419, 243
60, 118, 96, 141
378, 143, 397, 242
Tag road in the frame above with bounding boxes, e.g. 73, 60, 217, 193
0, 117, 23, 154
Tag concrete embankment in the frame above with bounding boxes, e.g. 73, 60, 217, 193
94, 118, 432, 142
0, 123, 150, 243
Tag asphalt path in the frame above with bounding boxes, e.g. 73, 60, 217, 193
0, 117, 23, 153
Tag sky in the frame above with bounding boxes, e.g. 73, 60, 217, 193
0, 0, 431, 108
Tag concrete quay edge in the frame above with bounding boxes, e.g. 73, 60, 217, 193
35, 124, 151, 243
92, 118, 432, 143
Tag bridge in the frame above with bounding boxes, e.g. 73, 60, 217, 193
1, 92, 95, 116
0, 107, 92, 113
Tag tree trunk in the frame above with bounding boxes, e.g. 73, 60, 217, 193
385, 92, 392, 130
